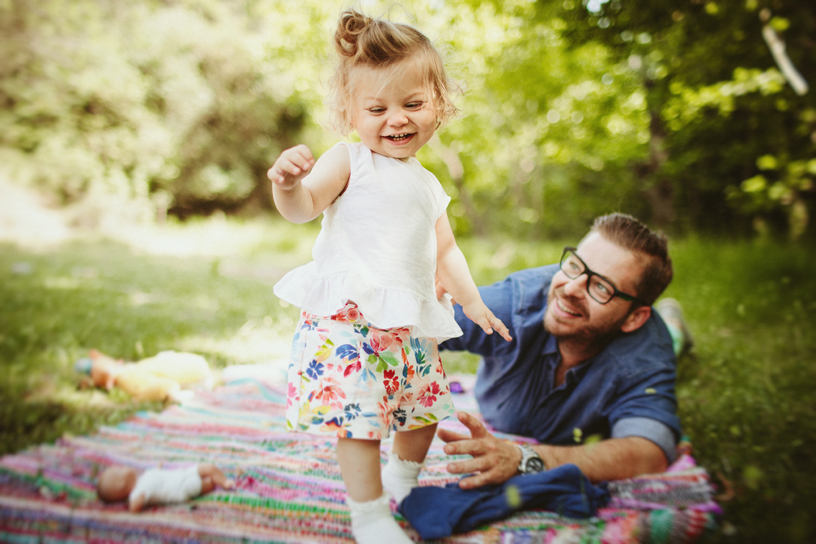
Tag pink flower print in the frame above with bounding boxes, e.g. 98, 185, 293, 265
383, 369, 399, 396
310, 381, 346, 410
344, 359, 361, 377
287, 382, 299, 408
369, 329, 394, 354
376, 397, 396, 429
417, 382, 443, 408
435, 357, 445, 376
394, 327, 412, 343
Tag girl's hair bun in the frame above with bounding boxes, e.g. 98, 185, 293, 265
335, 10, 373, 59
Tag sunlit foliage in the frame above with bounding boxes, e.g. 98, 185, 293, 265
1, 0, 813, 237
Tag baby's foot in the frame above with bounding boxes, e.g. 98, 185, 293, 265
382, 452, 423, 504
129, 492, 146, 512
348, 493, 412, 544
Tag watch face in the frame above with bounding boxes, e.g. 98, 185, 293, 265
525, 457, 546, 473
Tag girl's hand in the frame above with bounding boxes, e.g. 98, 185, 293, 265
268, 144, 316, 190
435, 275, 455, 305
461, 301, 512, 342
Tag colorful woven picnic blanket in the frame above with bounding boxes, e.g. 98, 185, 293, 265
0, 371, 719, 543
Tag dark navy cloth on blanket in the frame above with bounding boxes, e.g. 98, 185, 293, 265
399, 464, 610, 540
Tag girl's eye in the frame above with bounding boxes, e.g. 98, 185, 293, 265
369, 108, 385, 113
406, 102, 423, 109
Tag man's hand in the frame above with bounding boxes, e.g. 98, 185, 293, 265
436, 411, 521, 489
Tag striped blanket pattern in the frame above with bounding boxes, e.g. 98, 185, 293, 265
0, 375, 718, 543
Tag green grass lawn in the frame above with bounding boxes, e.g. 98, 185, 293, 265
1, 219, 814, 543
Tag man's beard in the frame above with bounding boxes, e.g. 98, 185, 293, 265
547, 320, 624, 353
544, 300, 629, 356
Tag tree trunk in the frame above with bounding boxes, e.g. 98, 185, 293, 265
637, 93, 675, 229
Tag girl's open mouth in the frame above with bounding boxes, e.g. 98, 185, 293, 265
385, 133, 414, 142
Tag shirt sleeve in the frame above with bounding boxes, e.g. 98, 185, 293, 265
612, 417, 678, 463
605, 326, 682, 463
427, 173, 451, 220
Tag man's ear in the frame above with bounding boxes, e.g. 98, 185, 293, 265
620, 305, 651, 334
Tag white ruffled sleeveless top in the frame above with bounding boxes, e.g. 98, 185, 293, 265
273, 142, 463, 342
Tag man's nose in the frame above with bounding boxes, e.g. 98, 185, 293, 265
562, 274, 588, 298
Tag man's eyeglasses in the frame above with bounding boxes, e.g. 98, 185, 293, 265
559, 247, 645, 306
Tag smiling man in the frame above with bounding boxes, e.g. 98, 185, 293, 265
437, 213, 680, 487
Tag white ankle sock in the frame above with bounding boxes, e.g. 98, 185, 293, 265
381, 452, 423, 504
347, 493, 413, 544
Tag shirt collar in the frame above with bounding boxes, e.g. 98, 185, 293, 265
543, 332, 559, 355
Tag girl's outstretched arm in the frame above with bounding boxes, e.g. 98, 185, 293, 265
435, 213, 512, 342
269, 144, 351, 224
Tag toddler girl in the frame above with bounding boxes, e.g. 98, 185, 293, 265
269, 9, 511, 544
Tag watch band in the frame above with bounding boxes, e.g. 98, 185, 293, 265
516, 443, 546, 474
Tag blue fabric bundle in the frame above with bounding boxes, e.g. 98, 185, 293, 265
399, 464, 610, 540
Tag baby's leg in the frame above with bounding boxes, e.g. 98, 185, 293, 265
337, 437, 383, 501
337, 437, 412, 544
383, 423, 437, 504
392, 423, 437, 463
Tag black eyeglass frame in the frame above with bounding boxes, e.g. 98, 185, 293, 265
559, 247, 647, 306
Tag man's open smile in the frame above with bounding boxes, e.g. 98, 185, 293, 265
556, 297, 582, 317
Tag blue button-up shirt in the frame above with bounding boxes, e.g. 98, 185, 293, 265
440, 265, 681, 461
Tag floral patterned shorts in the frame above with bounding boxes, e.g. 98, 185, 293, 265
285, 302, 455, 439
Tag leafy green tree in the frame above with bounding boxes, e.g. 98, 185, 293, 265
394, 0, 652, 238
4, 0, 812, 240
0, 0, 309, 219
549, 0, 816, 238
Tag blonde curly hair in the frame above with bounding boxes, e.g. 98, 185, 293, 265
326, 9, 460, 135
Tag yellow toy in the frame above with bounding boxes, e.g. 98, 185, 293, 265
76, 349, 213, 402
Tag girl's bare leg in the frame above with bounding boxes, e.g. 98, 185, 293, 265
336, 437, 383, 501
392, 423, 437, 462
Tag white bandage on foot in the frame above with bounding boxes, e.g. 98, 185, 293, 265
381, 452, 423, 504
347, 493, 413, 544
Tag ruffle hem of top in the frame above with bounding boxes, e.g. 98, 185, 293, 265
274, 264, 463, 343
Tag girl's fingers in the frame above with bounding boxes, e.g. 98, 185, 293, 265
486, 312, 512, 342
492, 319, 512, 342
286, 148, 315, 172
268, 148, 315, 185
269, 160, 309, 185
290, 144, 315, 165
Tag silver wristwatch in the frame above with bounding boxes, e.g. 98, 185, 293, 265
517, 443, 546, 474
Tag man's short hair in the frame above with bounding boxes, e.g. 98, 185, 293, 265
590, 213, 673, 306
